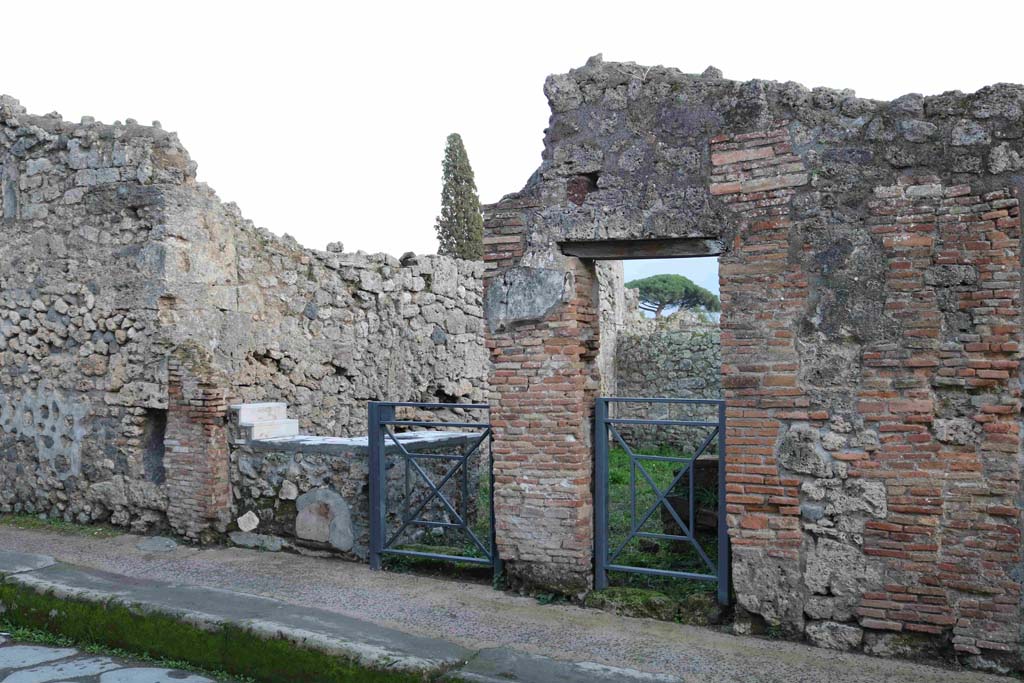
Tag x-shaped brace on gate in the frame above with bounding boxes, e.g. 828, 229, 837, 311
383, 426, 492, 558
608, 424, 717, 574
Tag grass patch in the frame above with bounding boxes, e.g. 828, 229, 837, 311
381, 454, 498, 587
0, 513, 122, 539
604, 445, 722, 608
0, 622, 251, 682
0, 581, 434, 683
584, 586, 677, 621
384, 543, 493, 582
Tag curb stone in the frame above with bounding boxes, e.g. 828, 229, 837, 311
0, 550, 682, 682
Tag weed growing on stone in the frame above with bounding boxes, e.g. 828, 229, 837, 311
535, 592, 567, 606
0, 513, 122, 538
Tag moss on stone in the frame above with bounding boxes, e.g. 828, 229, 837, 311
584, 587, 677, 621
0, 513, 122, 538
584, 587, 721, 625
388, 543, 492, 579
0, 582, 425, 683
675, 591, 720, 626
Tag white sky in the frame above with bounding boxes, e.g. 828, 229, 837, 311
4, 0, 1022, 278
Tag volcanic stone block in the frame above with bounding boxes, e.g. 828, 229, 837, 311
295, 488, 354, 552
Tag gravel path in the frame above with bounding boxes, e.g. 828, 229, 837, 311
0, 636, 217, 682
0, 526, 1013, 683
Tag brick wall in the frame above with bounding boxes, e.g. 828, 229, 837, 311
484, 78, 1023, 666
164, 344, 232, 541
483, 196, 601, 594
709, 124, 815, 627
854, 181, 1021, 655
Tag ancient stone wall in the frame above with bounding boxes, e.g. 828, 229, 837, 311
0, 95, 489, 541
614, 309, 720, 402
595, 261, 626, 395
613, 309, 721, 452
0, 96, 187, 531
155, 183, 489, 437
229, 431, 489, 559
483, 56, 1023, 669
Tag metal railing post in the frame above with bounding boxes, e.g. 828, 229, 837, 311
716, 400, 730, 606
487, 408, 503, 580
594, 397, 609, 591
368, 402, 393, 571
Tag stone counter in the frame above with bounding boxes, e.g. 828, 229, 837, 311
230, 431, 489, 560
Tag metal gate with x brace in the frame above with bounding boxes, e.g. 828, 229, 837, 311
594, 397, 730, 605
368, 401, 501, 575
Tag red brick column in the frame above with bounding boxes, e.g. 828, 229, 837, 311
483, 197, 599, 594
164, 343, 232, 541
712, 123, 813, 625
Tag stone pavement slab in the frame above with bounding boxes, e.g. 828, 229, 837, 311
3, 655, 121, 682
0, 526, 1015, 683
0, 553, 52, 576
0, 646, 77, 670
449, 648, 681, 682
0, 641, 215, 683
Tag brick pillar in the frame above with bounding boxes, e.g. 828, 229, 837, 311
712, 123, 812, 628
164, 343, 231, 541
483, 196, 599, 595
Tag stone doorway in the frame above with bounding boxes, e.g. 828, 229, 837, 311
592, 253, 727, 607
481, 56, 1022, 665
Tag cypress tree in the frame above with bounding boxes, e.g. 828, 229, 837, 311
434, 133, 484, 260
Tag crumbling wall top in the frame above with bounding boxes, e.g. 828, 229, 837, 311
510, 55, 1024, 250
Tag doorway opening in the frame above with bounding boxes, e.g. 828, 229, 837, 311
594, 251, 726, 616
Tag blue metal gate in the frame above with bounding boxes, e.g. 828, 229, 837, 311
368, 401, 501, 576
594, 397, 729, 605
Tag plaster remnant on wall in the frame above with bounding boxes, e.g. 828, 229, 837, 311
483, 266, 572, 332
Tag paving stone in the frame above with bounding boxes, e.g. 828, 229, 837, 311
135, 537, 176, 553
1, 656, 120, 682
99, 667, 214, 682
0, 647, 76, 671
228, 531, 283, 552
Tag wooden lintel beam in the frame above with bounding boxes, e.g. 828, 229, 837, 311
558, 238, 724, 260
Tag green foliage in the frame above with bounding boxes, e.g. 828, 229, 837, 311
584, 587, 676, 621
605, 446, 719, 606
535, 592, 565, 606
0, 621, 251, 682
625, 274, 721, 317
434, 133, 484, 260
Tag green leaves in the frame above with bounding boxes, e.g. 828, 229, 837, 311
625, 274, 721, 317
435, 133, 484, 260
